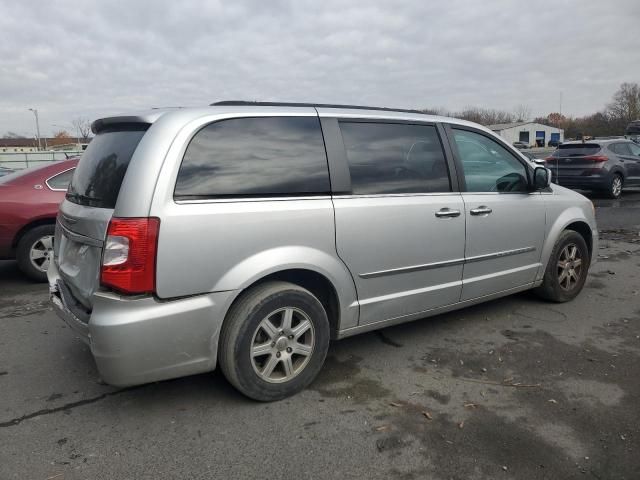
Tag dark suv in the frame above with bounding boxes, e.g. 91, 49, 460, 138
545, 139, 640, 198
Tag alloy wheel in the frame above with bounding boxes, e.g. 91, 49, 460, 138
611, 176, 622, 197
557, 243, 583, 291
250, 307, 315, 383
29, 235, 54, 272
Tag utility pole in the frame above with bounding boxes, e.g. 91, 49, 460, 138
28, 108, 42, 151
559, 92, 563, 116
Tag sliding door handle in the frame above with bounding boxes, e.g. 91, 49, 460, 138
435, 208, 461, 218
470, 206, 492, 216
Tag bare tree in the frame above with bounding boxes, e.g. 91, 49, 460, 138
420, 107, 449, 116
2, 131, 26, 138
456, 107, 515, 126
607, 83, 640, 126
71, 117, 92, 139
513, 104, 532, 122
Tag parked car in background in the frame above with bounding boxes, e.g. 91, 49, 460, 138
0, 166, 14, 177
48, 103, 596, 401
626, 120, 640, 143
0, 159, 78, 281
545, 139, 640, 198
548, 139, 561, 147
513, 141, 530, 149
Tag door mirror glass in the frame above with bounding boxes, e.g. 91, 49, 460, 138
533, 166, 551, 190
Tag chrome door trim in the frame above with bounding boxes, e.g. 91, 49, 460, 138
360, 258, 466, 279
175, 195, 332, 204
332, 192, 460, 200
359, 246, 536, 279
465, 246, 536, 264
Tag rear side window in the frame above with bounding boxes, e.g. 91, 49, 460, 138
67, 126, 147, 208
46, 168, 75, 190
553, 144, 601, 157
339, 122, 450, 195
175, 117, 330, 199
611, 143, 631, 155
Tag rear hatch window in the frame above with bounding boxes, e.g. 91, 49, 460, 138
553, 144, 601, 157
66, 125, 148, 208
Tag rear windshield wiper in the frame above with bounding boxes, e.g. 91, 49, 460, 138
66, 192, 104, 204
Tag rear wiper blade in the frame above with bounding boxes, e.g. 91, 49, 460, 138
66, 192, 104, 203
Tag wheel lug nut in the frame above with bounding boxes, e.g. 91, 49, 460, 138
271, 342, 276, 347
276, 352, 281, 358
286, 347, 292, 353
288, 335, 293, 340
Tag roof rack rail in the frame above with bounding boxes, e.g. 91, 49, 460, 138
210, 100, 426, 115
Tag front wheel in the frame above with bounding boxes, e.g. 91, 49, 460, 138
218, 281, 330, 401
16, 225, 55, 282
534, 230, 590, 303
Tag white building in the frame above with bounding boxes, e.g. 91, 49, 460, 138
489, 122, 564, 147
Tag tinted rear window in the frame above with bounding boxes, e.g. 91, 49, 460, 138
339, 122, 451, 195
175, 117, 330, 198
554, 144, 601, 157
66, 126, 147, 208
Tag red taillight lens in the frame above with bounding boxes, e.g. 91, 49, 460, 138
544, 156, 555, 162
582, 155, 608, 163
100, 217, 160, 294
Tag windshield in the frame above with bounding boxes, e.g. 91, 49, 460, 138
66, 125, 148, 208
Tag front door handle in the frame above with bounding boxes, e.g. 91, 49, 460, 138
435, 208, 461, 218
470, 206, 493, 216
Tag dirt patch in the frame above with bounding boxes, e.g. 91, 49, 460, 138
310, 354, 392, 402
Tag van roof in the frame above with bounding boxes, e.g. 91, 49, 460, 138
91, 103, 491, 135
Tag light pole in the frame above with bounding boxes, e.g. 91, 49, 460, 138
28, 108, 42, 151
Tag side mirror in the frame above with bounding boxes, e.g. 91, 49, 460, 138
533, 166, 551, 190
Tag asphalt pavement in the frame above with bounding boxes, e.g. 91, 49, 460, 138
0, 192, 639, 479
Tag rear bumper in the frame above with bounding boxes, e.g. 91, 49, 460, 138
554, 175, 609, 189
48, 261, 235, 386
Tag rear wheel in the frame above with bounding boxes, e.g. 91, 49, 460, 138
534, 230, 590, 302
219, 281, 330, 401
16, 225, 55, 282
606, 173, 623, 199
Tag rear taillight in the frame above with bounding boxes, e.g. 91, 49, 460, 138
544, 156, 555, 162
100, 217, 160, 294
582, 155, 608, 163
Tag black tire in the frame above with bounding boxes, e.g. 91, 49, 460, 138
534, 230, 590, 303
606, 173, 623, 199
218, 281, 330, 401
16, 224, 55, 282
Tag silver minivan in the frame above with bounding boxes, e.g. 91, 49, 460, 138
49, 102, 597, 401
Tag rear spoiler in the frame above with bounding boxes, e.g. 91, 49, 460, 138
91, 109, 178, 134
91, 116, 152, 134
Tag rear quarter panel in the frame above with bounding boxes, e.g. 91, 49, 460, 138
144, 110, 359, 330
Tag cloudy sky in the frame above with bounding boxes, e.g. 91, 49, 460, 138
1, 0, 638, 137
